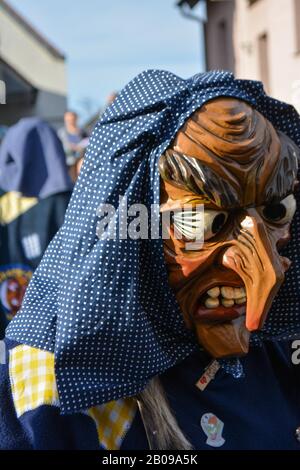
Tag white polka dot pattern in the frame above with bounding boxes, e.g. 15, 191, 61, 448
6, 70, 300, 413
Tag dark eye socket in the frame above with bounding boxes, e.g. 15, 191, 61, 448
212, 213, 227, 234
263, 203, 287, 222
259, 194, 296, 225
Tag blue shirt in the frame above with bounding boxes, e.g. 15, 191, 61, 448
0, 340, 300, 450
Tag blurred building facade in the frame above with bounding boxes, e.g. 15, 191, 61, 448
204, 0, 300, 111
0, 0, 67, 128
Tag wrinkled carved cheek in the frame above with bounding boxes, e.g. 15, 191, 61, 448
164, 242, 217, 289
166, 252, 223, 329
221, 216, 289, 331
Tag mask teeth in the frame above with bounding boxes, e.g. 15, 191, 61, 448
204, 286, 247, 309
205, 297, 220, 309
221, 298, 235, 308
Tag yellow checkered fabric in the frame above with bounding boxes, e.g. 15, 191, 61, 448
88, 398, 137, 450
9, 345, 58, 418
9, 345, 137, 449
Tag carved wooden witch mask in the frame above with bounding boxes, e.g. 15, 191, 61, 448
159, 97, 299, 358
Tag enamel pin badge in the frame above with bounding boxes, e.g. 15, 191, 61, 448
200, 413, 225, 448
196, 360, 220, 391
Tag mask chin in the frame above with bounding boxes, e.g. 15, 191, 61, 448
194, 317, 250, 359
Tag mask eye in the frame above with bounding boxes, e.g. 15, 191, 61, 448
260, 194, 296, 224
204, 211, 228, 240
172, 209, 228, 241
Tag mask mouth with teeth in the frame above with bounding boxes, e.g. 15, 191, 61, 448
159, 97, 299, 359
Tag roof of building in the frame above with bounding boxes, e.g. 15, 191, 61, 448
0, 0, 66, 60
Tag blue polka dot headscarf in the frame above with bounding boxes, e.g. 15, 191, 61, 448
6, 70, 300, 413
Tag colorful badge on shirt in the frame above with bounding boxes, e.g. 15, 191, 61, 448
201, 413, 225, 448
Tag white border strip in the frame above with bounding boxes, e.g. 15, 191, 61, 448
0, 80, 6, 104
0, 340, 6, 364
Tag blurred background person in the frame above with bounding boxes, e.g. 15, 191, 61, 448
105, 91, 118, 107
0, 117, 73, 337
58, 110, 89, 182
85, 91, 118, 136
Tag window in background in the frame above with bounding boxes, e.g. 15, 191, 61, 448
258, 32, 270, 93
294, 0, 300, 53
217, 19, 231, 70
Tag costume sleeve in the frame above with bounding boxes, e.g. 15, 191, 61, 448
0, 340, 137, 450
0, 341, 99, 450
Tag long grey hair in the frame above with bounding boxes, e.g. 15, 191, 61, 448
137, 377, 193, 450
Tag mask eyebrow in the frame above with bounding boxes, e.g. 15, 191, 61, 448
159, 150, 240, 209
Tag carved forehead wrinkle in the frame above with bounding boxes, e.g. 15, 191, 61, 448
172, 97, 278, 165
167, 97, 284, 206
192, 98, 258, 138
